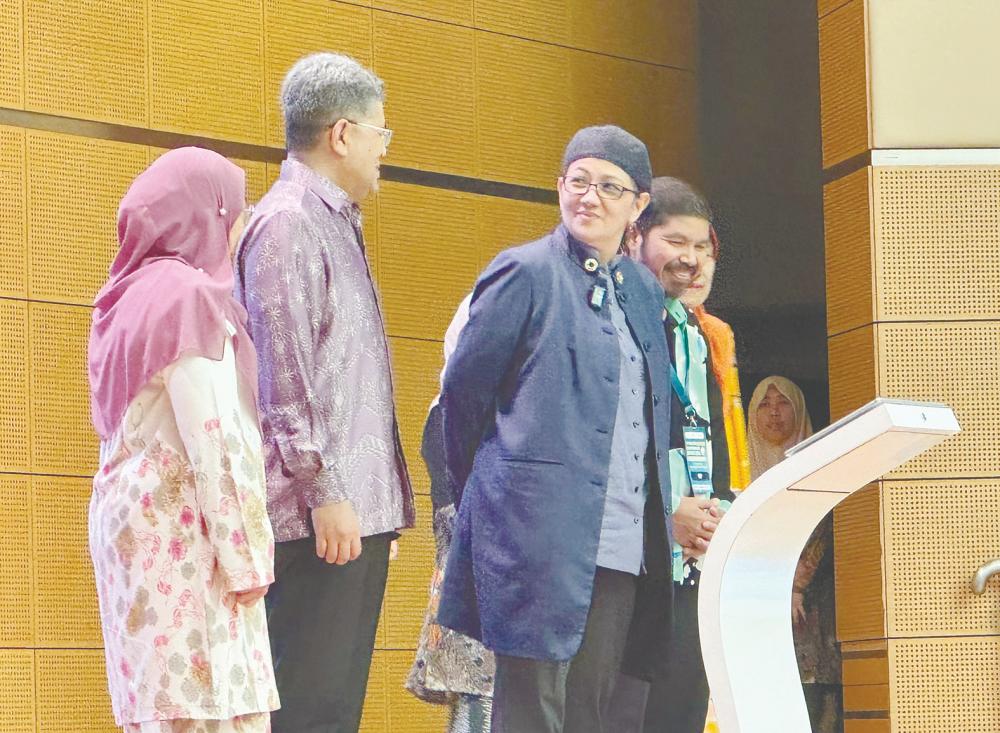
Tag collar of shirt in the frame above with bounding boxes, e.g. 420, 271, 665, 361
280, 157, 362, 228
665, 296, 688, 328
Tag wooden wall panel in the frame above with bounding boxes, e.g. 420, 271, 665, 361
818, 0, 869, 168
27, 132, 147, 306
389, 336, 442, 497
0, 475, 33, 646
374, 13, 476, 176
382, 495, 436, 648
33, 476, 102, 647
36, 650, 116, 732
834, 484, 885, 642
474, 0, 570, 46
374, 0, 472, 26
824, 167, 873, 336
0, 0, 22, 109
827, 325, 876, 422
377, 181, 479, 340
890, 637, 1000, 733
872, 167, 1000, 322
24, 0, 146, 126
0, 299, 29, 474
150, 0, 265, 143
28, 303, 96, 476
475, 196, 557, 269
884, 479, 1000, 638
0, 650, 35, 733
476, 33, 573, 188
878, 323, 1000, 479
0, 126, 26, 299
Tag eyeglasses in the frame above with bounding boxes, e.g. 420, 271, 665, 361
346, 120, 393, 149
562, 175, 638, 201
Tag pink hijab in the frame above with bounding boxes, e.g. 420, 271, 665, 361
88, 147, 258, 440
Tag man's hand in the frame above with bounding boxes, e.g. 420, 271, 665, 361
389, 539, 399, 561
312, 500, 362, 565
233, 585, 269, 607
674, 496, 719, 556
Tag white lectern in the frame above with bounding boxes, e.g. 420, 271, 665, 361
698, 398, 960, 732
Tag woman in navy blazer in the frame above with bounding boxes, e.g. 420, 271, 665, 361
438, 126, 676, 733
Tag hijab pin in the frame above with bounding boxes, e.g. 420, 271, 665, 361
584, 257, 599, 273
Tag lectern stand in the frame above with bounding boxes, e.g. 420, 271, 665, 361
698, 399, 960, 732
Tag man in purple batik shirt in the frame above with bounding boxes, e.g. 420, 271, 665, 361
235, 52, 415, 733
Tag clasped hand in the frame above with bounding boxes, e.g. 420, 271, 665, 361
675, 496, 724, 560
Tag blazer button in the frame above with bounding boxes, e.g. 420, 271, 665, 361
643, 341, 652, 351
653, 395, 660, 405
656, 450, 662, 460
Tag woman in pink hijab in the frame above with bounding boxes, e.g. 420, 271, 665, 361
87, 147, 279, 733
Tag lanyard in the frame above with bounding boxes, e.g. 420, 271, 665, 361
670, 367, 701, 426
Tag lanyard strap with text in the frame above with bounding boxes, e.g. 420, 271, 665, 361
669, 366, 713, 498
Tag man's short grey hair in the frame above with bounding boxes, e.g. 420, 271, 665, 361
281, 52, 385, 152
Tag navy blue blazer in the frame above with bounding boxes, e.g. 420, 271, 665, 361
437, 224, 675, 673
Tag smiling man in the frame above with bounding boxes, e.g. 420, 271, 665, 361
610, 177, 736, 733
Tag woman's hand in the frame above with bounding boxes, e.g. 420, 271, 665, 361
233, 585, 270, 607
791, 590, 807, 627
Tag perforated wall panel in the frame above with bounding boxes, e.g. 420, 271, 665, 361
382, 495, 436, 649
36, 649, 116, 732
0, 0, 22, 108
570, 0, 697, 69
0, 649, 35, 733
377, 181, 478, 340
884, 479, 1000, 638
233, 158, 269, 205
33, 476, 101, 647
386, 649, 451, 730
263, 0, 372, 148
890, 636, 1000, 733
825, 167, 873, 336
0, 299, 29, 474
827, 325, 876, 422
818, 0, 852, 17
474, 0, 570, 46
0, 475, 33, 646
361, 196, 379, 285
819, 0, 869, 168
834, 484, 885, 642
374, 0, 472, 26
24, 0, 146, 126
476, 33, 573, 187
475, 196, 557, 270
374, 13, 476, 176
150, 0, 264, 143
389, 337, 441, 496
873, 167, 1000, 321
27, 132, 147, 305
29, 303, 96, 476
359, 650, 389, 733
0, 126, 26, 299
878, 322, 1000, 478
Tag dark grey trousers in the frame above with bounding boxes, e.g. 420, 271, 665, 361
265, 533, 392, 733
490, 567, 638, 733
607, 582, 709, 733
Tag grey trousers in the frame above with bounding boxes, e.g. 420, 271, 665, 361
490, 568, 638, 733
265, 533, 392, 733
606, 582, 709, 733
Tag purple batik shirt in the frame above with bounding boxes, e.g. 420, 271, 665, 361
235, 158, 415, 542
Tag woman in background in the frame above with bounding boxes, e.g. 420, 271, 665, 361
87, 147, 279, 732
747, 376, 842, 733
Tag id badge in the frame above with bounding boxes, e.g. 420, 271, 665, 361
682, 424, 713, 499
